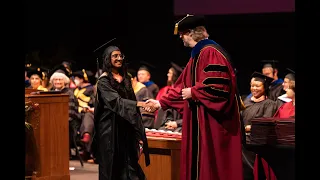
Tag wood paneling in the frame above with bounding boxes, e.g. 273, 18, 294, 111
139, 137, 181, 180
25, 94, 70, 180
25, 88, 38, 94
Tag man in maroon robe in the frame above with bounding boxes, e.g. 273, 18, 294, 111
146, 15, 243, 180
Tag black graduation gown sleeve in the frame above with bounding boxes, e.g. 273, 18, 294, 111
95, 76, 150, 168
97, 77, 140, 125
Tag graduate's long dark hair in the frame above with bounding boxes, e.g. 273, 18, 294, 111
167, 67, 180, 86
101, 46, 135, 99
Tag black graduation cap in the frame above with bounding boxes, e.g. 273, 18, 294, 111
138, 61, 156, 73
61, 61, 73, 73
95, 69, 103, 79
25, 66, 30, 72
49, 64, 72, 78
72, 69, 94, 82
127, 68, 137, 78
284, 68, 295, 81
170, 62, 183, 74
27, 67, 48, 80
93, 38, 118, 77
25, 63, 32, 68
261, 60, 279, 69
174, 14, 206, 35
251, 71, 274, 88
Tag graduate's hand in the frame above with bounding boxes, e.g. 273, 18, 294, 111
137, 101, 146, 107
165, 121, 177, 130
138, 101, 157, 112
138, 140, 143, 158
144, 99, 161, 112
182, 88, 192, 99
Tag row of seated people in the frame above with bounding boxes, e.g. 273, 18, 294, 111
241, 61, 295, 180
26, 63, 97, 162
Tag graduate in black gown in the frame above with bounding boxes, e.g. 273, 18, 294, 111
241, 72, 278, 180
245, 60, 284, 101
94, 45, 150, 180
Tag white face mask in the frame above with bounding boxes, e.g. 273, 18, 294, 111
74, 79, 80, 86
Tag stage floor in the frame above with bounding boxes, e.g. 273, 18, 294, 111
70, 160, 98, 180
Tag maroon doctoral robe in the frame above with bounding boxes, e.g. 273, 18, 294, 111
159, 39, 243, 180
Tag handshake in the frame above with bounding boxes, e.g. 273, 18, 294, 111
137, 99, 161, 113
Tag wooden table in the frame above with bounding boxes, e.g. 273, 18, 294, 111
25, 94, 70, 180
139, 136, 182, 180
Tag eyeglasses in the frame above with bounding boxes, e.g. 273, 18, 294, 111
111, 54, 125, 59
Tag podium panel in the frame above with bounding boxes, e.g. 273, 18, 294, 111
25, 94, 70, 180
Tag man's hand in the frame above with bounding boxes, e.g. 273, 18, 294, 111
144, 99, 161, 112
182, 88, 192, 99
165, 121, 178, 130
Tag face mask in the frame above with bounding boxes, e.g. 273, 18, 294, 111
74, 79, 80, 86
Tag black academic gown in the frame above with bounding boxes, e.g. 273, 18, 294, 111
135, 86, 155, 129
156, 108, 182, 132
93, 73, 150, 180
268, 83, 284, 101
241, 98, 278, 180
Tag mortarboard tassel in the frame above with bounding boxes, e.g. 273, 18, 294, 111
83, 69, 88, 81
174, 23, 179, 35
93, 38, 117, 78
174, 14, 193, 35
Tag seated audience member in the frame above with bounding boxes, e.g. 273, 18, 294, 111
137, 61, 159, 98
27, 67, 48, 91
274, 80, 295, 118
242, 72, 278, 132
85, 85, 98, 163
261, 60, 284, 101
154, 62, 184, 132
73, 69, 96, 161
25, 66, 30, 87
241, 72, 278, 180
245, 60, 284, 101
50, 65, 81, 159
50, 61, 75, 89
276, 68, 295, 107
128, 68, 154, 129
50, 65, 80, 122
157, 109, 183, 133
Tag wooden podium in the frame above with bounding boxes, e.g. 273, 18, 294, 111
139, 136, 181, 180
25, 93, 70, 180
25, 88, 38, 94
247, 118, 295, 180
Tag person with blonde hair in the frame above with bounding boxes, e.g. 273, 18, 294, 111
274, 80, 295, 118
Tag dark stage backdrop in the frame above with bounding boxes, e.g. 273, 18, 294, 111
174, 0, 295, 15
25, 2, 294, 95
